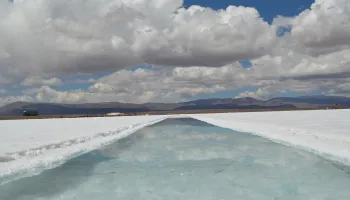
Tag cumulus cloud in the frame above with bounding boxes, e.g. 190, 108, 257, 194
15, 64, 250, 104
0, 95, 34, 107
276, 0, 350, 56
235, 79, 323, 100
3, 65, 350, 106
1, 0, 350, 106
21, 77, 63, 86
0, 0, 276, 79
0, 89, 7, 94
136, 5, 276, 67
236, 88, 273, 100
293, 0, 350, 44
315, 78, 350, 97
87, 67, 233, 103
34, 86, 86, 103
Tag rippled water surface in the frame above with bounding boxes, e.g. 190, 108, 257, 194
1, 118, 350, 200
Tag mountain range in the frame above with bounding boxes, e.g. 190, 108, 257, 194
0, 95, 349, 116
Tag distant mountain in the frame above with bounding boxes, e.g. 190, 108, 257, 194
0, 95, 349, 116
266, 95, 350, 107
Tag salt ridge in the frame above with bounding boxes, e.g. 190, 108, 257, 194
0, 116, 166, 185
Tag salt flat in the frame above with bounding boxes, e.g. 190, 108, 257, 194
189, 109, 350, 165
1, 109, 350, 184
0, 115, 166, 156
0, 115, 166, 183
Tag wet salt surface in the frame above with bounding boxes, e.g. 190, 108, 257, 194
1, 118, 350, 200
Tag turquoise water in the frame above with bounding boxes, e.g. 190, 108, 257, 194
1, 118, 350, 200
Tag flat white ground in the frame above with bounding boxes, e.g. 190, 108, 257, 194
189, 109, 350, 165
0, 115, 166, 156
1, 109, 350, 183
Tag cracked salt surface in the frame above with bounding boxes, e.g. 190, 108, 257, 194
1, 118, 350, 200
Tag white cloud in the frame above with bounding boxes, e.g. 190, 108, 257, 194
0, 89, 6, 94
286, 0, 350, 55
1, 0, 350, 106
235, 88, 272, 100
133, 5, 276, 67
0, 0, 276, 79
15, 64, 249, 104
21, 77, 63, 86
34, 86, 86, 103
90, 65, 250, 102
0, 95, 34, 107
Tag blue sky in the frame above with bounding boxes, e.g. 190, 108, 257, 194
184, 0, 314, 23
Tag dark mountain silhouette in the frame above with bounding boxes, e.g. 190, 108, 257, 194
0, 95, 348, 116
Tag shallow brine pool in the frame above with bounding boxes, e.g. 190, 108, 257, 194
1, 118, 350, 200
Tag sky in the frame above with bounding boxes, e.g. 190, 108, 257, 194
0, 0, 350, 106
